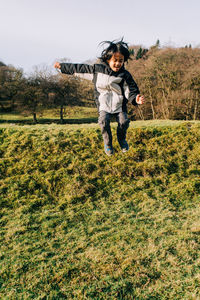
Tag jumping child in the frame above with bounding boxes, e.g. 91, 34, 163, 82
54, 39, 145, 156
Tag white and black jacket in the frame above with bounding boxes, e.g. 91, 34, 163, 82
60, 62, 140, 114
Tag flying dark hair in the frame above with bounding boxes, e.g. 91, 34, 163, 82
99, 39, 131, 63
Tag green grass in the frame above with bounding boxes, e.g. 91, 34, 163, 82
0, 120, 200, 299
0, 107, 98, 124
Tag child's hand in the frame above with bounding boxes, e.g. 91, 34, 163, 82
54, 62, 61, 69
136, 94, 145, 105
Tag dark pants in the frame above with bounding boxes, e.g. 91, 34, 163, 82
98, 111, 130, 147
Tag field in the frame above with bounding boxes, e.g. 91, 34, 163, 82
0, 107, 98, 125
0, 119, 200, 299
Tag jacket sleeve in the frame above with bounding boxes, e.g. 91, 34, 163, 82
60, 63, 94, 81
125, 71, 140, 106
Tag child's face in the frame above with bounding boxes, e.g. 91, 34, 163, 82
107, 52, 124, 72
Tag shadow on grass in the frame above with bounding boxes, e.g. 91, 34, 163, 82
0, 117, 98, 125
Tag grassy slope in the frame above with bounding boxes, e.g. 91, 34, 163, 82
0, 121, 200, 299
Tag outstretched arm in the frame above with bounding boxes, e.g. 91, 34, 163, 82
54, 62, 94, 75
54, 62, 94, 81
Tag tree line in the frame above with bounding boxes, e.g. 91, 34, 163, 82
0, 62, 93, 123
128, 43, 200, 120
1, 42, 200, 121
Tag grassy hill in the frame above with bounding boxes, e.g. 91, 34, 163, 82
0, 121, 200, 299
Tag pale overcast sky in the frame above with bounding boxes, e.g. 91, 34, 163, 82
1, 0, 200, 74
